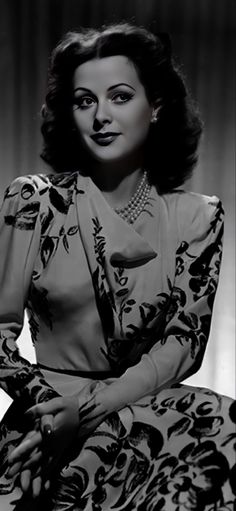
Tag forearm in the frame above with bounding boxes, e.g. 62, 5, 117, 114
87, 339, 194, 412
76, 329, 205, 441
75, 351, 174, 440
0, 335, 60, 407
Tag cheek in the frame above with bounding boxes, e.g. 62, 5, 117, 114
129, 110, 152, 142
137, 106, 152, 126
124, 103, 152, 131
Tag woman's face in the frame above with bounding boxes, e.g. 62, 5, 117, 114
72, 55, 154, 166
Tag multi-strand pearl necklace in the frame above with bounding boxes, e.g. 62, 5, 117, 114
114, 170, 151, 224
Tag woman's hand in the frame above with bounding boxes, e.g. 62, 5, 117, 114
8, 396, 80, 496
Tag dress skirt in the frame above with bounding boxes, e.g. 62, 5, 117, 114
0, 372, 235, 511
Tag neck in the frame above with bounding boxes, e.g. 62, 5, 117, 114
88, 154, 145, 209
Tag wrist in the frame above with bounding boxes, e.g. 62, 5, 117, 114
35, 387, 60, 404
76, 390, 109, 439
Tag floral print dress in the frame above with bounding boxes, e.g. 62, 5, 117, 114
0, 171, 235, 511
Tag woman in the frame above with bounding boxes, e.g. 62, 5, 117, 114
0, 22, 235, 511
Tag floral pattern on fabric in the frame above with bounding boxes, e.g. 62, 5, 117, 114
2, 385, 233, 511
0, 172, 235, 510
50, 386, 235, 511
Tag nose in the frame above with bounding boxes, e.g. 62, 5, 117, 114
93, 99, 112, 129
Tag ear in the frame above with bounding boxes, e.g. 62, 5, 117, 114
150, 103, 162, 124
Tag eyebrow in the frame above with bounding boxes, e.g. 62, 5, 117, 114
73, 83, 136, 93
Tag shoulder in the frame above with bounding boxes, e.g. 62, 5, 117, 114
175, 190, 223, 220
0, 174, 46, 231
2, 173, 50, 203
3, 171, 78, 196
1, 171, 79, 234
160, 189, 224, 241
161, 189, 223, 214
2, 171, 78, 211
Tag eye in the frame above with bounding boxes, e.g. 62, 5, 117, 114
112, 92, 134, 104
73, 96, 95, 109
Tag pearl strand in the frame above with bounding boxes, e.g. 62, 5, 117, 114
114, 170, 151, 224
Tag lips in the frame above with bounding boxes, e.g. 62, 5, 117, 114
90, 132, 120, 144
91, 132, 120, 139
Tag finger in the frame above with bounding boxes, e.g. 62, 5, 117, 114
8, 433, 41, 463
8, 446, 41, 476
44, 452, 66, 480
52, 409, 77, 433
44, 479, 50, 491
6, 464, 21, 479
19, 448, 43, 471
32, 475, 42, 498
8, 429, 38, 467
20, 469, 32, 493
6, 461, 23, 478
30, 454, 58, 485
25, 429, 39, 440
40, 414, 54, 438
8, 431, 42, 464
25, 398, 62, 420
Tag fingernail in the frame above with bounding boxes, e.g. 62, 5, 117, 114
6, 468, 15, 478
43, 425, 52, 436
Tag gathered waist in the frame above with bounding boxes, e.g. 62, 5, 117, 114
37, 362, 121, 380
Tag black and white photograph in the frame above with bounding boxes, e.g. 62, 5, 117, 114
0, 1, 235, 509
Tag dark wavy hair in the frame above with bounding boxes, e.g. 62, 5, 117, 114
41, 22, 203, 193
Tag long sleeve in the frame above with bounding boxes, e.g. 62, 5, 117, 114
76, 194, 224, 435
0, 176, 60, 408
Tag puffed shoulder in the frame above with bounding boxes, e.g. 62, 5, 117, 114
0, 174, 48, 231
1, 172, 78, 228
166, 190, 224, 243
176, 190, 223, 217
1, 174, 49, 206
